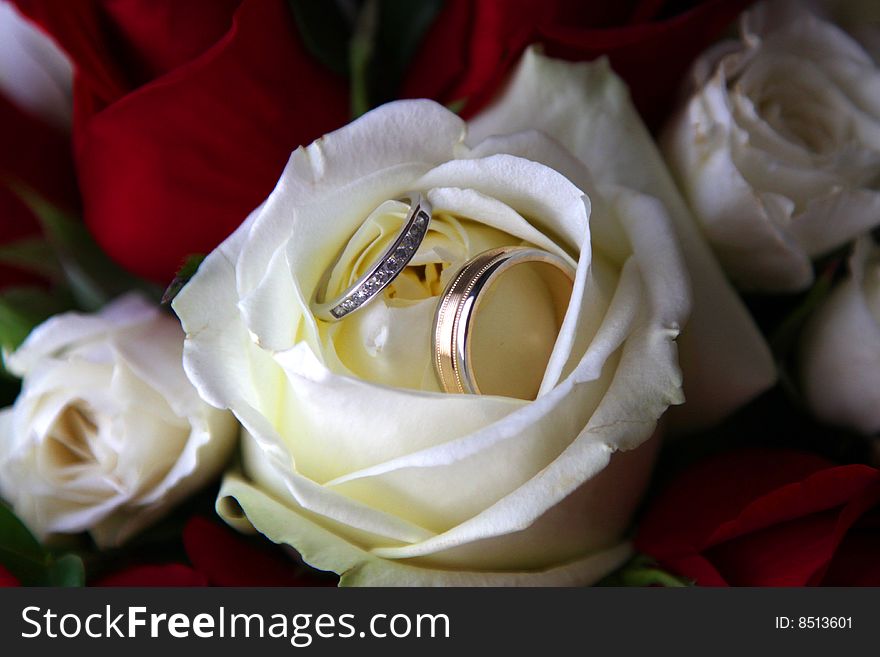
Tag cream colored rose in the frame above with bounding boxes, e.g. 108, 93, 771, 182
0, 294, 238, 547
664, 0, 880, 292
800, 237, 880, 434
174, 49, 775, 585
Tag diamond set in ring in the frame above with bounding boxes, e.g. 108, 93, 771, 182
326, 202, 430, 320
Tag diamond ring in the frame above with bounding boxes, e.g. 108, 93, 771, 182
311, 192, 432, 322
433, 246, 575, 399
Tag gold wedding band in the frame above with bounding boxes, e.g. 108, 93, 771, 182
432, 246, 575, 398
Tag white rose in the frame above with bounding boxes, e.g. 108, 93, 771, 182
800, 237, 880, 434
0, 294, 238, 547
174, 49, 774, 585
663, 0, 880, 292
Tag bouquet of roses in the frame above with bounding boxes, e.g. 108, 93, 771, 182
0, 0, 877, 588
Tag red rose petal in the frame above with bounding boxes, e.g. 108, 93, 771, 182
78, 0, 348, 283
661, 554, 728, 587
0, 564, 20, 587
704, 464, 879, 547
183, 516, 331, 587
401, 0, 556, 118
823, 522, 880, 586
706, 511, 841, 586
0, 90, 77, 206
13, 0, 242, 112
636, 449, 835, 559
705, 478, 880, 587
402, 0, 753, 126
636, 449, 880, 586
94, 563, 208, 587
540, 0, 754, 127
0, 90, 78, 289
17, 0, 348, 284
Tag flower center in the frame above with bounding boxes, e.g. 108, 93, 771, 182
45, 403, 101, 471
754, 87, 841, 153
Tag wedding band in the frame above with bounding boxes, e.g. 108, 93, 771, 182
433, 246, 575, 397
311, 192, 432, 321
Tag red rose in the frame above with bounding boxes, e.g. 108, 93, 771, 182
0, 91, 77, 289
94, 516, 335, 587
401, 0, 753, 126
635, 449, 880, 586
14, 0, 349, 285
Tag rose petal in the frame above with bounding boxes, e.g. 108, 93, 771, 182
402, 0, 751, 126
635, 447, 880, 586
174, 212, 266, 412
24, 0, 350, 283
183, 516, 326, 586
788, 189, 880, 258
217, 472, 634, 586
0, 564, 20, 587
94, 563, 208, 587
823, 521, 880, 586
0, 90, 77, 290
0, 1, 71, 130
637, 449, 832, 555
5, 294, 158, 376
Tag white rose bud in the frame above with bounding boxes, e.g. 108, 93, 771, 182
800, 237, 880, 434
664, 0, 880, 292
0, 294, 239, 547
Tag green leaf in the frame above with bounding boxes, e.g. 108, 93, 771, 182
46, 554, 85, 587
6, 180, 160, 311
612, 566, 692, 587
0, 237, 64, 281
288, 0, 354, 77
596, 554, 692, 587
0, 504, 86, 586
446, 98, 468, 115
0, 503, 49, 585
0, 287, 73, 353
162, 254, 206, 305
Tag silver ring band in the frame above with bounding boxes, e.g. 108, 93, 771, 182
433, 246, 575, 397
312, 192, 431, 321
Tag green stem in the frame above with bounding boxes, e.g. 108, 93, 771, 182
349, 0, 379, 118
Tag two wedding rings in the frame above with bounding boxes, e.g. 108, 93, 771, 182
311, 193, 575, 398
